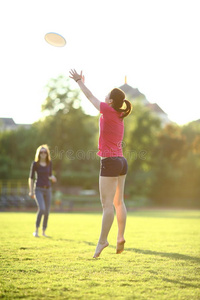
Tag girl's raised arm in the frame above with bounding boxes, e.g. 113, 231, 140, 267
69, 69, 100, 111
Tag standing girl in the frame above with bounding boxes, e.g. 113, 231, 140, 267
69, 70, 132, 258
29, 144, 57, 237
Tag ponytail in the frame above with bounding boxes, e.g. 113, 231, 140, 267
110, 88, 132, 118
120, 100, 132, 118
113, 99, 132, 118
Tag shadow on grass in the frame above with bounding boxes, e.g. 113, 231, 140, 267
53, 238, 76, 242
126, 247, 200, 263
149, 270, 199, 288
83, 241, 200, 264
45, 239, 200, 265
161, 277, 199, 288
79, 241, 200, 263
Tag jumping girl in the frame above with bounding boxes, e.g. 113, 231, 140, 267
69, 70, 132, 258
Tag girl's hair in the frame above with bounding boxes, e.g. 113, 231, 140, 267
110, 88, 132, 118
34, 144, 51, 164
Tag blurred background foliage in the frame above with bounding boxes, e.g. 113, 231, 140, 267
1, 75, 200, 208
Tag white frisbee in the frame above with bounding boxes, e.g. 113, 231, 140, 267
44, 32, 66, 47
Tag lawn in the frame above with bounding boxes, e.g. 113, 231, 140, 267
0, 210, 200, 299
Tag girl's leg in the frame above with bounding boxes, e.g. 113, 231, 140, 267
113, 175, 127, 253
93, 176, 118, 258
34, 188, 45, 236
42, 189, 52, 235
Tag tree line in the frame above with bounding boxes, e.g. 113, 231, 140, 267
1, 75, 200, 207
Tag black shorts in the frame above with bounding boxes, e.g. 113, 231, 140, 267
100, 157, 128, 177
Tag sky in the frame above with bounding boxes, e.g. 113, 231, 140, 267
0, 0, 199, 125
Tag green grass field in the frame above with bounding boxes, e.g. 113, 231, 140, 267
0, 210, 200, 299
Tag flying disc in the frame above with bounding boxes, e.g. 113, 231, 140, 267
44, 32, 66, 47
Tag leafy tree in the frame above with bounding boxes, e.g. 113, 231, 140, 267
41, 76, 81, 116
150, 124, 189, 205
181, 120, 200, 144
123, 100, 162, 197
0, 125, 40, 179
176, 121, 200, 207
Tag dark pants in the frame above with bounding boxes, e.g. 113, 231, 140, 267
34, 187, 51, 230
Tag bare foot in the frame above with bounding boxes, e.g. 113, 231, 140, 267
116, 240, 125, 254
93, 241, 109, 258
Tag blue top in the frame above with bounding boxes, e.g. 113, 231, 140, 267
29, 161, 52, 188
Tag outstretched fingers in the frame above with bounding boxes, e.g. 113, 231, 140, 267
69, 69, 83, 82
69, 69, 76, 78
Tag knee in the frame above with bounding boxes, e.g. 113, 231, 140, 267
113, 199, 124, 208
38, 208, 45, 215
101, 200, 114, 211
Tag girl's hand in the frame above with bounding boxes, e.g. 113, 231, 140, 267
29, 191, 34, 199
69, 68, 100, 110
69, 69, 84, 83
50, 175, 57, 183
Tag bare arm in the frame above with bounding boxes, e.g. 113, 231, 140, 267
69, 69, 100, 111
28, 178, 34, 198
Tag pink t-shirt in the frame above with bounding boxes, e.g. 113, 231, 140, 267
97, 102, 124, 157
